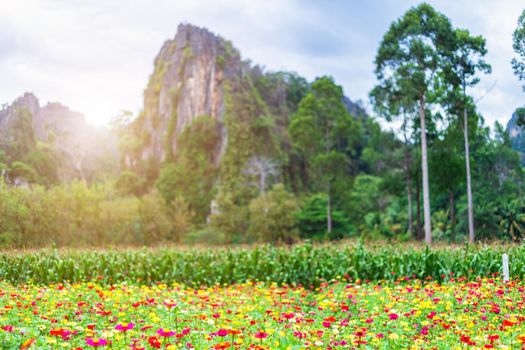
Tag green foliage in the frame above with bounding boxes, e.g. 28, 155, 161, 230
115, 170, 147, 196
213, 74, 279, 239
156, 163, 179, 203
156, 116, 220, 222
296, 193, 352, 240
0, 243, 524, 286
184, 228, 225, 245
0, 180, 192, 248
209, 190, 248, 244
23, 146, 59, 186
248, 184, 299, 244
348, 175, 386, 224
7, 161, 36, 184
512, 9, 525, 90
497, 199, 525, 242
516, 106, 525, 128
1, 15, 522, 247
371, 3, 455, 114
1, 107, 35, 162
137, 194, 194, 244
289, 76, 360, 232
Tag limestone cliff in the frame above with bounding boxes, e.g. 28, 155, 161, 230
134, 23, 368, 169
135, 24, 244, 163
507, 111, 525, 164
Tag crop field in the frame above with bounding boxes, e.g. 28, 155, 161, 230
0, 244, 523, 349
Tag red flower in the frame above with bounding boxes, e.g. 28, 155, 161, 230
488, 334, 499, 343
148, 336, 161, 349
460, 335, 476, 346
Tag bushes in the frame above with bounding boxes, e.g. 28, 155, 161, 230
248, 184, 299, 244
0, 180, 193, 248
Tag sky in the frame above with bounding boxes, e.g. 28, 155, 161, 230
0, 0, 523, 128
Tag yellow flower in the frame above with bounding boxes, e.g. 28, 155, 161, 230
389, 333, 399, 340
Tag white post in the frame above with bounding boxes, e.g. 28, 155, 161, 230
502, 253, 509, 283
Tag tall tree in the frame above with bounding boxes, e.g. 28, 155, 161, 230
371, 3, 455, 244
443, 29, 491, 243
512, 9, 525, 127
512, 9, 525, 91
289, 76, 359, 234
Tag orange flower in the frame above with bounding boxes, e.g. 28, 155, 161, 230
20, 338, 36, 350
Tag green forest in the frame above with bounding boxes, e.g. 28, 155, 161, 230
1, 3, 525, 248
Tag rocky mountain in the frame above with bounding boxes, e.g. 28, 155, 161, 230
132, 24, 234, 164
506, 111, 525, 163
0, 93, 117, 182
130, 23, 367, 176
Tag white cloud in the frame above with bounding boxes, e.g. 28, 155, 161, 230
0, 0, 523, 128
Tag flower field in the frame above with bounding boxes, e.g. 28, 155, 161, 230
2, 276, 525, 349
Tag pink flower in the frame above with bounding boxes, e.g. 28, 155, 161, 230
163, 299, 178, 308
86, 338, 108, 347
157, 328, 176, 337
255, 331, 268, 339
217, 329, 228, 337
115, 322, 135, 332
322, 321, 331, 328
389, 313, 399, 320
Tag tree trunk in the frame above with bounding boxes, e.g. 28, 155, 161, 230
419, 95, 432, 244
405, 150, 414, 237
416, 171, 422, 241
464, 103, 475, 243
449, 188, 455, 226
327, 185, 332, 234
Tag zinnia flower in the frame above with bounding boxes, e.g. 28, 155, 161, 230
20, 338, 36, 350
157, 328, 176, 337
86, 338, 108, 347
148, 336, 162, 349
163, 299, 178, 308
254, 331, 268, 339
115, 322, 135, 332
